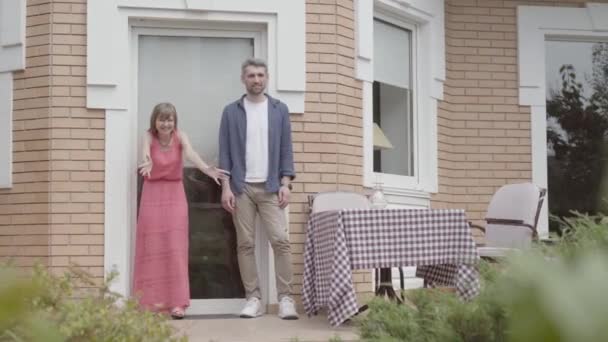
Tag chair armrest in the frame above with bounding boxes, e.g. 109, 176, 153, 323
468, 221, 485, 233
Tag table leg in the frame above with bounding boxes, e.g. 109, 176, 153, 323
375, 268, 402, 304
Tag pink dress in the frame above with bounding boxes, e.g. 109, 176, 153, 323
133, 132, 189, 311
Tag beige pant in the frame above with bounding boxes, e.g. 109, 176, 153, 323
233, 182, 293, 301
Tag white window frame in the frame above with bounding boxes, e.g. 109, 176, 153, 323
371, 14, 419, 188
357, 0, 444, 208
89, 0, 304, 304
0, 0, 26, 189
517, 4, 608, 239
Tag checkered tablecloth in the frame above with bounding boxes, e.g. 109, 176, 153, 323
302, 208, 480, 326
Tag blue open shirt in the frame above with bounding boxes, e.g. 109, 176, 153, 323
218, 94, 296, 195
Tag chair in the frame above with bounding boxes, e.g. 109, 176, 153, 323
308, 191, 405, 304
308, 191, 370, 213
472, 183, 547, 258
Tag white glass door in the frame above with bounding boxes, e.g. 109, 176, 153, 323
136, 33, 255, 315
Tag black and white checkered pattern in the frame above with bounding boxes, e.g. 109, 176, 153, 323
302, 208, 480, 326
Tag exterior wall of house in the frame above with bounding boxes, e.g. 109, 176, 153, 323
292, 0, 372, 301
2, 0, 370, 299
0, 0, 52, 269
4, 0, 604, 299
0, 0, 104, 284
47, 0, 105, 282
433, 0, 595, 235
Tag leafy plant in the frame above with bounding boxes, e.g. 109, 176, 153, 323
0, 265, 186, 342
356, 214, 608, 342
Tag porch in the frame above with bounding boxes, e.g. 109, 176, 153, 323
171, 313, 359, 342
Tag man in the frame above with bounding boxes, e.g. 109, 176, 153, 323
218, 58, 298, 320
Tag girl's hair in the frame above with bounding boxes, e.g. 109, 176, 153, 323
148, 102, 178, 136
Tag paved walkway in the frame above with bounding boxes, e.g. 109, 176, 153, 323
171, 314, 359, 342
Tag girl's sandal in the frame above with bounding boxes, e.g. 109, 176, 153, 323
170, 307, 185, 320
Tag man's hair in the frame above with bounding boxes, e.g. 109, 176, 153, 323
241, 58, 268, 74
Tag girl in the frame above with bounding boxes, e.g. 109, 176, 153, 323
133, 102, 227, 319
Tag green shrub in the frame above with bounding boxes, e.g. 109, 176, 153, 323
357, 286, 507, 342
549, 213, 608, 260
356, 214, 608, 342
1, 265, 186, 342
498, 251, 608, 342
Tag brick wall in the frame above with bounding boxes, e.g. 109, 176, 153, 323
433, 0, 600, 233
290, 0, 371, 301
0, 0, 52, 269
0, 0, 104, 284
48, 0, 105, 282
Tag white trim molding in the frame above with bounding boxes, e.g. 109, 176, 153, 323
87, 0, 305, 112
517, 3, 608, 238
90, 0, 304, 303
0, 0, 26, 189
357, 0, 444, 207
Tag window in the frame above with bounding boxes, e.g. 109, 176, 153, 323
544, 40, 608, 232
372, 18, 414, 177
0, 0, 26, 188
517, 3, 608, 237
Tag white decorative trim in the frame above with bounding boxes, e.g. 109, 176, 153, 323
104, 109, 132, 296
356, 0, 445, 99
517, 4, 608, 238
0, 73, 14, 189
87, 0, 305, 112
99, 13, 286, 311
359, 0, 443, 206
0, 0, 26, 189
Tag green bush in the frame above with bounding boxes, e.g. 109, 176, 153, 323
356, 214, 608, 342
1, 265, 186, 342
549, 213, 608, 260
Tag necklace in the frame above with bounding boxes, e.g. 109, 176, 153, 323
158, 134, 172, 149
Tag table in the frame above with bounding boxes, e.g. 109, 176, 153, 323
302, 208, 480, 326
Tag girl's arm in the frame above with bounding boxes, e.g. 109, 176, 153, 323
139, 132, 152, 177
178, 131, 228, 185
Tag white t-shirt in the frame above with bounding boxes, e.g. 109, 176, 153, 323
244, 97, 269, 183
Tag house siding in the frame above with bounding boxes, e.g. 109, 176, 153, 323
47, 0, 105, 282
1, 0, 104, 284
433, 0, 602, 237
3, 0, 605, 299
292, 0, 371, 301
0, 0, 52, 269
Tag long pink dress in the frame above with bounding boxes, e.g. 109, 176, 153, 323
133, 132, 190, 311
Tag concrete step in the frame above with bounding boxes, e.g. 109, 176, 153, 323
171, 313, 359, 342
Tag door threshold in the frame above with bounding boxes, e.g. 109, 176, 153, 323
183, 314, 240, 320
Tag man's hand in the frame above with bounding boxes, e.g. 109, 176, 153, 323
278, 185, 290, 209
221, 187, 236, 214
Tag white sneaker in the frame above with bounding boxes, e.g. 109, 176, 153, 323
278, 296, 299, 320
240, 297, 263, 318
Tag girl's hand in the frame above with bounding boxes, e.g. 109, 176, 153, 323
205, 166, 230, 185
139, 157, 153, 178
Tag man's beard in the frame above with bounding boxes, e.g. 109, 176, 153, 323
247, 85, 265, 95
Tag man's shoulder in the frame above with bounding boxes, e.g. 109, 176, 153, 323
223, 98, 242, 112
267, 95, 289, 115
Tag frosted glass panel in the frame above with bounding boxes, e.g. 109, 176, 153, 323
138, 36, 253, 162
137, 35, 253, 300
374, 19, 411, 89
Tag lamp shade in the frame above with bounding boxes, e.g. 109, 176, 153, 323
373, 122, 394, 150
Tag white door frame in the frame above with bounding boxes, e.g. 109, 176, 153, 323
118, 22, 273, 315
131, 23, 273, 315
92, 2, 304, 314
